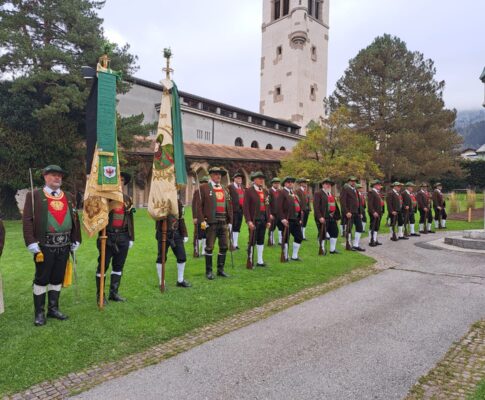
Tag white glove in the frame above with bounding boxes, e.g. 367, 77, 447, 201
183, 237, 189, 243
28, 243, 41, 254
70, 241, 80, 252
129, 241, 134, 249
228, 224, 232, 232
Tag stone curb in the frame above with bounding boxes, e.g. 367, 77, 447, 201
4, 263, 381, 400
405, 319, 485, 400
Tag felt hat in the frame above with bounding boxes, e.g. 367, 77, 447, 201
250, 171, 265, 181
282, 176, 296, 185
42, 165, 67, 177
208, 166, 227, 176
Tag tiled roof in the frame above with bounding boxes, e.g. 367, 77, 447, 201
128, 139, 289, 162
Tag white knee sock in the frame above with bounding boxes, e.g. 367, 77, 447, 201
398, 226, 404, 238
47, 284, 62, 292
353, 232, 361, 247
442, 219, 446, 227
330, 238, 337, 252
434, 220, 439, 229
177, 262, 185, 283
419, 223, 424, 231
33, 284, 47, 295
232, 232, 239, 247
292, 242, 301, 259
201, 239, 206, 255
373, 231, 378, 242
362, 222, 366, 232
156, 263, 162, 284
278, 230, 283, 244
257, 245, 264, 264
302, 227, 306, 239
284, 243, 288, 259
427, 222, 432, 231
410, 224, 415, 234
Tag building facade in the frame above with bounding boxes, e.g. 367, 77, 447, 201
260, 0, 330, 131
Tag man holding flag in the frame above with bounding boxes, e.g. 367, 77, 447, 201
147, 49, 188, 291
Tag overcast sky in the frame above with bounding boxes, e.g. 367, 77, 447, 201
99, 0, 485, 113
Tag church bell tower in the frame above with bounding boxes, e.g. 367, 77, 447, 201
259, 0, 330, 133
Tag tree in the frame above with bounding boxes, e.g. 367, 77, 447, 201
280, 108, 382, 184
0, 0, 138, 218
331, 34, 462, 182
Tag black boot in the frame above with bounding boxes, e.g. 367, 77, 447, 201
205, 255, 214, 280
109, 274, 126, 302
46, 290, 68, 320
33, 293, 46, 326
217, 254, 229, 277
96, 276, 108, 305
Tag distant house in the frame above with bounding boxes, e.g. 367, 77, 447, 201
476, 144, 485, 160
460, 148, 478, 160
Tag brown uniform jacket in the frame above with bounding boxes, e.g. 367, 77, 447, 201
432, 189, 445, 208
277, 188, 301, 221
192, 189, 200, 219
196, 182, 233, 225
416, 190, 431, 210
295, 188, 311, 212
340, 184, 360, 215
367, 189, 383, 216
243, 186, 270, 223
0, 219, 5, 256
228, 183, 244, 213
156, 200, 187, 237
268, 188, 281, 216
401, 190, 416, 214
314, 190, 341, 221
23, 189, 82, 246
106, 194, 135, 241
386, 190, 403, 214
359, 192, 366, 215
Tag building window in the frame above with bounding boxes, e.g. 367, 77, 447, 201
196, 129, 203, 139
282, 0, 290, 16
276, 46, 282, 57
311, 45, 317, 61
266, 144, 273, 150
274, 0, 281, 20
251, 141, 259, 148
280, 146, 286, 151
308, 0, 313, 17
235, 137, 243, 147
276, 86, 281, 96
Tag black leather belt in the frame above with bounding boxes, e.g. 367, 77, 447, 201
44, 232, 71, 248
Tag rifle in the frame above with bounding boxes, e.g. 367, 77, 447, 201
318, 220, 327, 256
391, 214, 398, 241
345, 216, 352, 250
193, 223, 200, 258
404, 209, 410, 236
424, 209, 429, 234
247, 225, 256, 269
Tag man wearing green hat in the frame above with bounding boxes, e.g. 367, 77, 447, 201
196, 167, 233, 279
340, 176, 365, 251
402, 182, 420, 237
23, 165, 82, 326
228, 172, 245, 249
192, 175, 209, 257
277, 176, 303, 261
416, 183, 435, 233
314, 178, 341, 254
367, 180, 384, 246
386, 182, 408, 241
243, 172, 271, 267
432, 183, 447, 229
295, 178, 311, 240
268, 178, 282, 246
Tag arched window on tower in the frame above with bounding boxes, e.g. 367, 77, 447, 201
251, 141, 259, 149
280, 146, 286, 151
235, 137, 243, 147
265, 144, 273, 150
282, 0, 290, 16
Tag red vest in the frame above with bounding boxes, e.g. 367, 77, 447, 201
327, 193, 336, 212
236, 185, 244, 206
213, 186, 226, 214
46, 192, 70, 233
410, 193, 417, 209
257, 190, 266, 212
110, 204, 125, 228
293, 193, 301, 213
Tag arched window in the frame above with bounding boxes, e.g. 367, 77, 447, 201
251, 141, 259, 149
235, 137, 243, 147
280, 146, 286, 151
265, 144, 273, 150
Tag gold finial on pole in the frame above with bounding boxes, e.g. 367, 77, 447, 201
162, 48, 173, 80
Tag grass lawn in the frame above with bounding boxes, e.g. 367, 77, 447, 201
468, 379, 485, 400
0, 207, 376, 396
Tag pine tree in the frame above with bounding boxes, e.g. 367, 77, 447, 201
0, 0, 138, 218
331, 34, 462, 182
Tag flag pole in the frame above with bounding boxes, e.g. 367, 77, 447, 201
98, 227, 107, 309
160, 219, 167, 292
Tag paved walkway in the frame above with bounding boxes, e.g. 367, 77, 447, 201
73, 231, 485, 400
